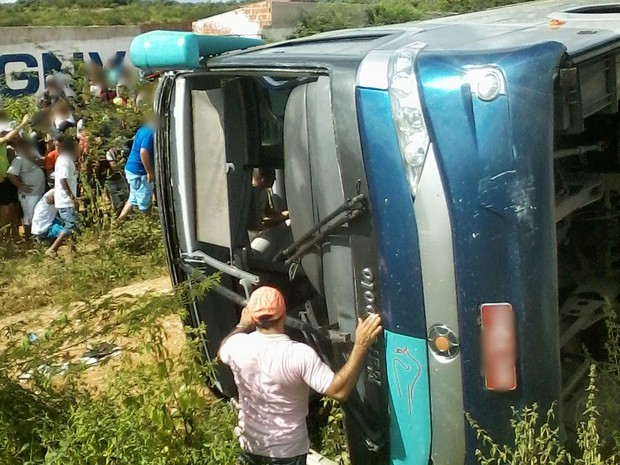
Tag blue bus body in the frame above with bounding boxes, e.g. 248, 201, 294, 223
133, 1, 620, 463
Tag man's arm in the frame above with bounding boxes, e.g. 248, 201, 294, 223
8, 173, 31, 193
140, 148, 154, 182
7, 160, 31, 193
33, 156, 45, 168
324, 314, 382, 402
60, 178, 76, 203
217, 307, 255, 360
0, 115, 29, 144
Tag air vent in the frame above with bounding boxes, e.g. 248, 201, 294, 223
565, 4, 620, 14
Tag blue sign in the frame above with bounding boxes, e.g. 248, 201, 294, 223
0, 50, 126, 97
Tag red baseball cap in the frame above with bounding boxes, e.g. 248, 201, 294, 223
247, 286, 286, 323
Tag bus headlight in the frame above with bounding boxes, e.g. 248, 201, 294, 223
388, 42, 429, 197
463, 66, 506, 102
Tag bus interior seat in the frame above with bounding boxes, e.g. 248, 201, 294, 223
250, 220, 294, 262
283, 77, 356, 330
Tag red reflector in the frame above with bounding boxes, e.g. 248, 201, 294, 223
481, 303, 517, 391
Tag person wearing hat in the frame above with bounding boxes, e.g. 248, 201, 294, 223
219, 286, 383, 465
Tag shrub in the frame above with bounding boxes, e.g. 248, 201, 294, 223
291, 0, 537, 38
294, 3, 368, 38
468, 365, 615, 465
0, 270, 240, 465
0, 0, 238, 26
367, 0, 425, 26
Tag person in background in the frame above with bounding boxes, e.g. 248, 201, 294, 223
45, 135, 61, 187
117, 115, 155, 221
0, 115, 30, 238
105, 58, 121, 91
52, 99, 76, 132
38, 96, 52, 113
31, 189, 63, 243
56, 73, 76, 101
48, 137, 79, 256
113, 84, 130, 106
249, 168, 288, 231
87, 64, 115, 103
41, 75, 66, 106
7, 138, 46, 240
77, 119, 90, 161
32, 110, 57, 140
29, 112, 50, 157
219, 286, 383, 465
104, 146, 128, 213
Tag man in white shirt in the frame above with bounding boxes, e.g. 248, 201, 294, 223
219, 286, 382, 465
48, 137, 79, 256
7, 137, 46, 239
31, 189, 63, 241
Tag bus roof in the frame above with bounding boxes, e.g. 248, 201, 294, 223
208, 0, 620, 69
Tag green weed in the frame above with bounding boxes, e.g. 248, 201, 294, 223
0, 270, 240, 465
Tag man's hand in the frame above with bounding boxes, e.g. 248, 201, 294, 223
354, 313, 382, 349
238, 307, 255, 330
147, 171, 154, 183
21, 184, 33, 194
20, 114, 30, 126
325, 313, 383, 402
218, 307, 255, 358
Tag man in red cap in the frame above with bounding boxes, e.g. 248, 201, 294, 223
219, 286, 382, 465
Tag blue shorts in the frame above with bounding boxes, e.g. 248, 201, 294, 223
126, 170, 154, 211
58, 207, 78, 235
47, 221, 64, 239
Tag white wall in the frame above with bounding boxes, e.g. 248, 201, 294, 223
0, 26, 141, 96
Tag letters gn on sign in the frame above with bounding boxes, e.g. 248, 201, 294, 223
480, 303, 517, 391
0, 51, 126, 97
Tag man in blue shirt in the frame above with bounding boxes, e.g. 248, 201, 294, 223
117, 117, 155, 221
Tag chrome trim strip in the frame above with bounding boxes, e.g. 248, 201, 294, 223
414, 146, 466, 465
356, 51, 391, 90
172, 77, 196, 254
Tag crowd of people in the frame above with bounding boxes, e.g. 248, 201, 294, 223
0, 60, 157, 256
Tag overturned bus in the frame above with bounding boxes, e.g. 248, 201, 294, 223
130, 1, 620, 464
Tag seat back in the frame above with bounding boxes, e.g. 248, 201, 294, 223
283, 77, 356, 331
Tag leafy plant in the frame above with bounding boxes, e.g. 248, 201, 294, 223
468, 403, 568, 465
469, 366, 616, 465
319, 398, 350, 465
0, 264, 240, 465
293, 2, 368, 38
291, 0, 536, 37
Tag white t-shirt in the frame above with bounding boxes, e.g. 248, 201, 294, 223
7, 154, 46, 196
54, 113, 76, 130
219, 332, 335, 458
54, 153, 77, 209
31, 190, 57, 236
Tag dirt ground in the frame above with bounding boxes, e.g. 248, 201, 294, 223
1, 275, 189, 395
